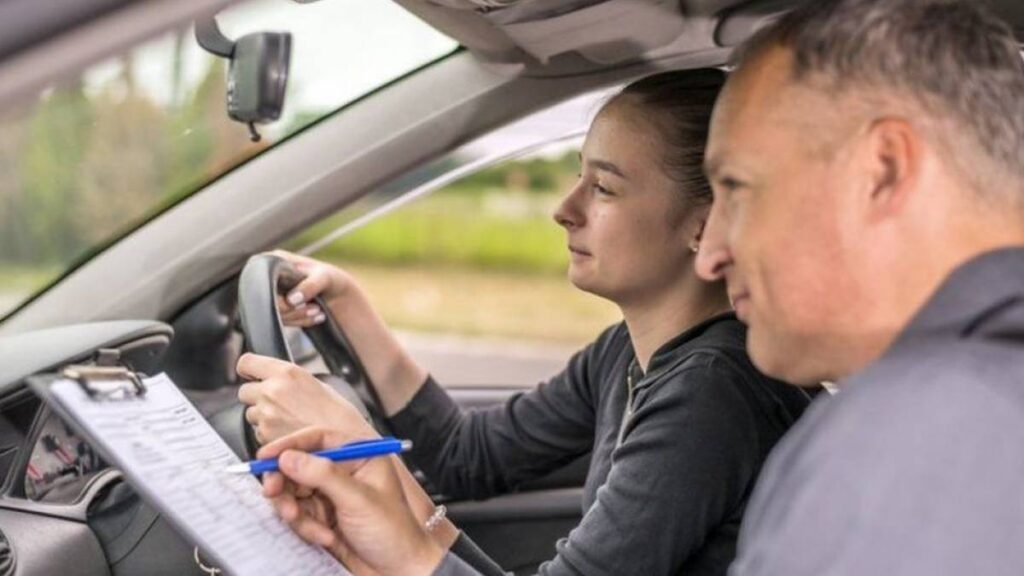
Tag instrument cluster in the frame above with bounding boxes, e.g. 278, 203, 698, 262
24, 413, 104, 503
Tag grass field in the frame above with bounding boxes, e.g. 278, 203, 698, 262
341, 261, 621, 345
292, 190, 570, 274
294, 189, 622, 345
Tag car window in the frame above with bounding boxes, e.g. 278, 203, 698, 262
284, 89, 623, 387
0, 0, 457, 321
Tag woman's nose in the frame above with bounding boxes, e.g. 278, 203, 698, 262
553, 180, 586, 229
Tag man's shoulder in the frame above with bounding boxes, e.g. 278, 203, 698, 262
787, 335, 1024, 467
841, 334, 1024, 428
734, 335, 1024, 576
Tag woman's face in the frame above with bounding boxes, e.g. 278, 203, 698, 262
554, 105, 702, 306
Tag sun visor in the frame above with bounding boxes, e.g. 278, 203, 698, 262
399, 0, 687, 65
485, 0, 685, 64
713, 0, 792, 47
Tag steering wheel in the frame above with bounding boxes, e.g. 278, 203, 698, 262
235, 253, 393, 457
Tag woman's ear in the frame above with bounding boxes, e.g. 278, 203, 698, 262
686, 205, 710, 253
688, 217, 707, 254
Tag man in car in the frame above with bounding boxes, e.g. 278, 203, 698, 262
694, 0, 1024, 573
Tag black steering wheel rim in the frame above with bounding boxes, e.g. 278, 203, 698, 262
236, 254, 393, 455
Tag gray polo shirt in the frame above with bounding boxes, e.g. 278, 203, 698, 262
729, 247, 1024, 575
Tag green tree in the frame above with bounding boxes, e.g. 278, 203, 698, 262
74, 90, 170, 248
18, 83, 94, 264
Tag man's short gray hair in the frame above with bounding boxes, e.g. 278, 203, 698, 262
732, 0, 1024, 194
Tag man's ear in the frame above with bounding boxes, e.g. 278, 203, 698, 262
862, 117, 921, 221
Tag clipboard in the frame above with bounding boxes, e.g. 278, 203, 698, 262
29, 356, 349, 576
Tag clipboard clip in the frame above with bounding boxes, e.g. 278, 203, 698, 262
62, 348, 147, 400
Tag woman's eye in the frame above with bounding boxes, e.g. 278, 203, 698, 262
719, 176, 745, 192
593, 183, 613, 196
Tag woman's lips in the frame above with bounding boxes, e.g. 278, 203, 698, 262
568, 246, 592, 257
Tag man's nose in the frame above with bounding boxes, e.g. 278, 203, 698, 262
694, 204, 731, 281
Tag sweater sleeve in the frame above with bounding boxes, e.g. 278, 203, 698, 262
387, 335, 608, 500
432, 552, 494, 576
448, 532, 509, 576
536, 354, 764, 576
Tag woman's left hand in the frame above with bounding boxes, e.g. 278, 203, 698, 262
260, 427, 445, 576
237, 353, 377, 445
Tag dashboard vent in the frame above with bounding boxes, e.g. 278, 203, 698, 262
0, 526, 13, 576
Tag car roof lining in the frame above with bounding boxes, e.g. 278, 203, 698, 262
0, 0, 236, 111
0, 0, 132, 60
398, 0, 1024, 69
396, 0, 763, 68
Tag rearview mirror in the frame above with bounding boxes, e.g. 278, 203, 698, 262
227, 32, 290, 126
196, 18, 291, 141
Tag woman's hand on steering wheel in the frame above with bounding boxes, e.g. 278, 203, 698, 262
270, 250, 353, 328
237, 353, 377, 445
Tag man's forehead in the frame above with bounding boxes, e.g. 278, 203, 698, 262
725, 48, 796, 125
706, 48, 817, 172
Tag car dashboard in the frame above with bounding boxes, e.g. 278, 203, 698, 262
0, 320, 238, 576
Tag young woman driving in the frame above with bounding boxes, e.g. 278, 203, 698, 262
238, 68, 810, 576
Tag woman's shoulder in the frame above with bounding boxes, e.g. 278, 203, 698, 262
582, 320, 632, 359
557, 321, 631, 391
652, 319, 812, 426
648, 314, 748, 378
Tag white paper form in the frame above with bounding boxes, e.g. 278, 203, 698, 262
49, 373, 349, 576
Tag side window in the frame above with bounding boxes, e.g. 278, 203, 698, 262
285, 91, 622, 387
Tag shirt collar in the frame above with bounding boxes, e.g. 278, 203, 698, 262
900, 246, 1024, 340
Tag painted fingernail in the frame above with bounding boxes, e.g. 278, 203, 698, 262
305, 306, 320, 318
286, 291, 304, 306
313, 313, 326, 324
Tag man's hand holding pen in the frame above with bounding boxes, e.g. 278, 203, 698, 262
258, 427, 446, 576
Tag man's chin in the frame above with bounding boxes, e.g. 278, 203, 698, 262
748, 332, 821, 386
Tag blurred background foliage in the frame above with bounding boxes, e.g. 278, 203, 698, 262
289, 151, 580, 275
0, 41, 265, 269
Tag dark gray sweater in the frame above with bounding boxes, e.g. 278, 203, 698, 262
391, 314, 810, 576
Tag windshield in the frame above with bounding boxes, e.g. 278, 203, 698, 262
0, 0, 457, 319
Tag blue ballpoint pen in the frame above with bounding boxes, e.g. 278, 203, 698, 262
224, 437, 413, 475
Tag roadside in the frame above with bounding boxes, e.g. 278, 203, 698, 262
343, 261, 621, 346
397, 330, 576, 388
